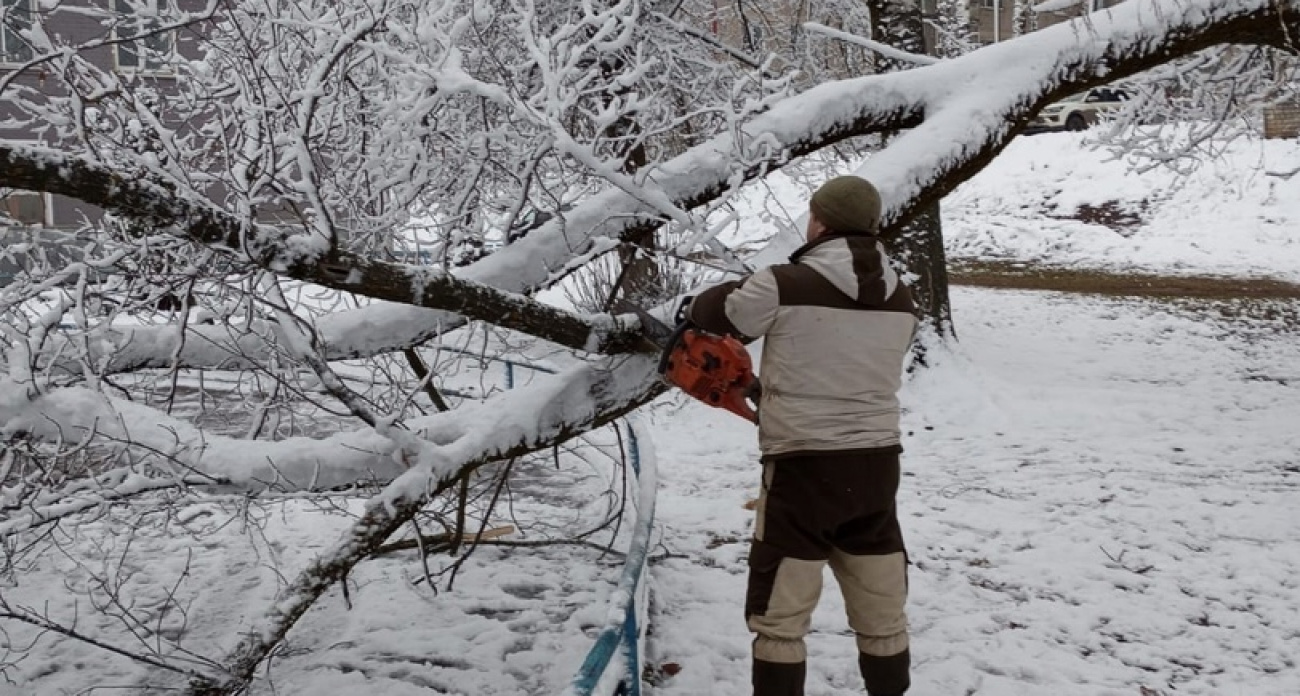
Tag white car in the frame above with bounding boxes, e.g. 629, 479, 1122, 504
1026, 87, 1131, 133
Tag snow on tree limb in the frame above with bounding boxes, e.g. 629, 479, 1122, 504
0, 353, 658, 494
8, 0, 1295, 373
175, 354, 664, 695
854, 0, 1300, 232
1034, 0, 1086, 12
0, 144, 646, 356
0, 470, 226, 538
42, 306, 457, 376
802, 21, 942, 66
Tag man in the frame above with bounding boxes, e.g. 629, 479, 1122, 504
686, 175, 917, 696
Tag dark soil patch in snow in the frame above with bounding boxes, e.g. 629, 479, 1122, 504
1053, 199, 1148, 235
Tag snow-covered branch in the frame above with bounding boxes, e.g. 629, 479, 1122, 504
0, 470, 225, 539
802, 21, 941, 66
0, 145, 643, 355
2, 0, 1294, 453
846, 0, 1300, 230
0, 347, 661, 493
177, 354, 664, 695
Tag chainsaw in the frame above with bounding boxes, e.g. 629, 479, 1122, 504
621, 298, 759, 423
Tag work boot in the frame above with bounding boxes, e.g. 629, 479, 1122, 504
859, 649, 910, 695
752, 659, 806, 696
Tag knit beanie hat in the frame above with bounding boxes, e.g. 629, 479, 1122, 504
809, 176, 882, 235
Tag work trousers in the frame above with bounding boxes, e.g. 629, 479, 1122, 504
746, 449, 910, 696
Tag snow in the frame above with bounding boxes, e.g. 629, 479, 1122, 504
944, 130, 1300, 280
9, 0, 1279, 382
801, 22, 941, 66
0, 352, 658, 492
644, 287, 1300, 696
8, 125, 1300, 693
1034, 0, 1086, 12
0, 426, 659, 695
4, 0, 1300, 689
693, 128, 1300, 283
845, 0, 1288, 225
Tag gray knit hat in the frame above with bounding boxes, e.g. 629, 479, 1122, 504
809, 176, 882, 235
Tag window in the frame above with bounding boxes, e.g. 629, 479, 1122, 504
1085, 89, 1124, 103
114, 0, 176, 73
0, 189, 52, 227
1, 0, 34, 64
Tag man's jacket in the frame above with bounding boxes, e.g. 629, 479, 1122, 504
687, 234, 917, 459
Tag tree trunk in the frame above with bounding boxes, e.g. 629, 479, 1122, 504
869, 0, 955, 348
891, 201, 955, 357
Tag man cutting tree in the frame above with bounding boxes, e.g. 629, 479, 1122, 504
686, 175, 918, 696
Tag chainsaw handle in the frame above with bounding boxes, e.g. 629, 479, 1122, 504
674, 296, 695, 326
656, 320, 691, 377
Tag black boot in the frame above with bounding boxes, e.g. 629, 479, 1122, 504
859, 649, 910, 695
752, 658, 807, 696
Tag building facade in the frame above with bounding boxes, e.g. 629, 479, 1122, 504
968, 0, 1127, 45
1, 1, 211, 284
680, 0, 1131, 70
1, 0, 206, 233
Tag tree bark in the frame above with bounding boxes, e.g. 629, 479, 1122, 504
868, 0, 955, 343
893, 202, 953, 334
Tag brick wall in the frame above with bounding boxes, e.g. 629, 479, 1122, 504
1, 0, 210, 227
1263, 102, 1300, 140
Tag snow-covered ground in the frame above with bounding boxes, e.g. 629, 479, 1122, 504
642, 131, 1300, 696
718, 129, 1300, 282
944, 130, 1300, 281
4, 131, 1299, 695
647, 288, 1300, 696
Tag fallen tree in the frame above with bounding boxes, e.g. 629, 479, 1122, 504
0, 0, 1296, 691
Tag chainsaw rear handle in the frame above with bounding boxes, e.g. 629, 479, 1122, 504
656, 294, 696, 377
674, 295, 694, 326
655, 319, 691, 377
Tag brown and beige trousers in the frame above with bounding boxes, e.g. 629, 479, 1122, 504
746, 449, 910, 696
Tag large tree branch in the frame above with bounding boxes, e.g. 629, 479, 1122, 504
0, 352, 641, 492
13, 0, 1290, 375
0, 144, 646, 355
864, 0, 1300, 234
176, 354, 665, 695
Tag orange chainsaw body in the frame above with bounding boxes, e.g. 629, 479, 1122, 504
659, 326, 758, 423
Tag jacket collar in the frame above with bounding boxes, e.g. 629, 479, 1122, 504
789, 233, 878, 263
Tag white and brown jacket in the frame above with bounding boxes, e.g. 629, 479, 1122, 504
687, 234, 917, 459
